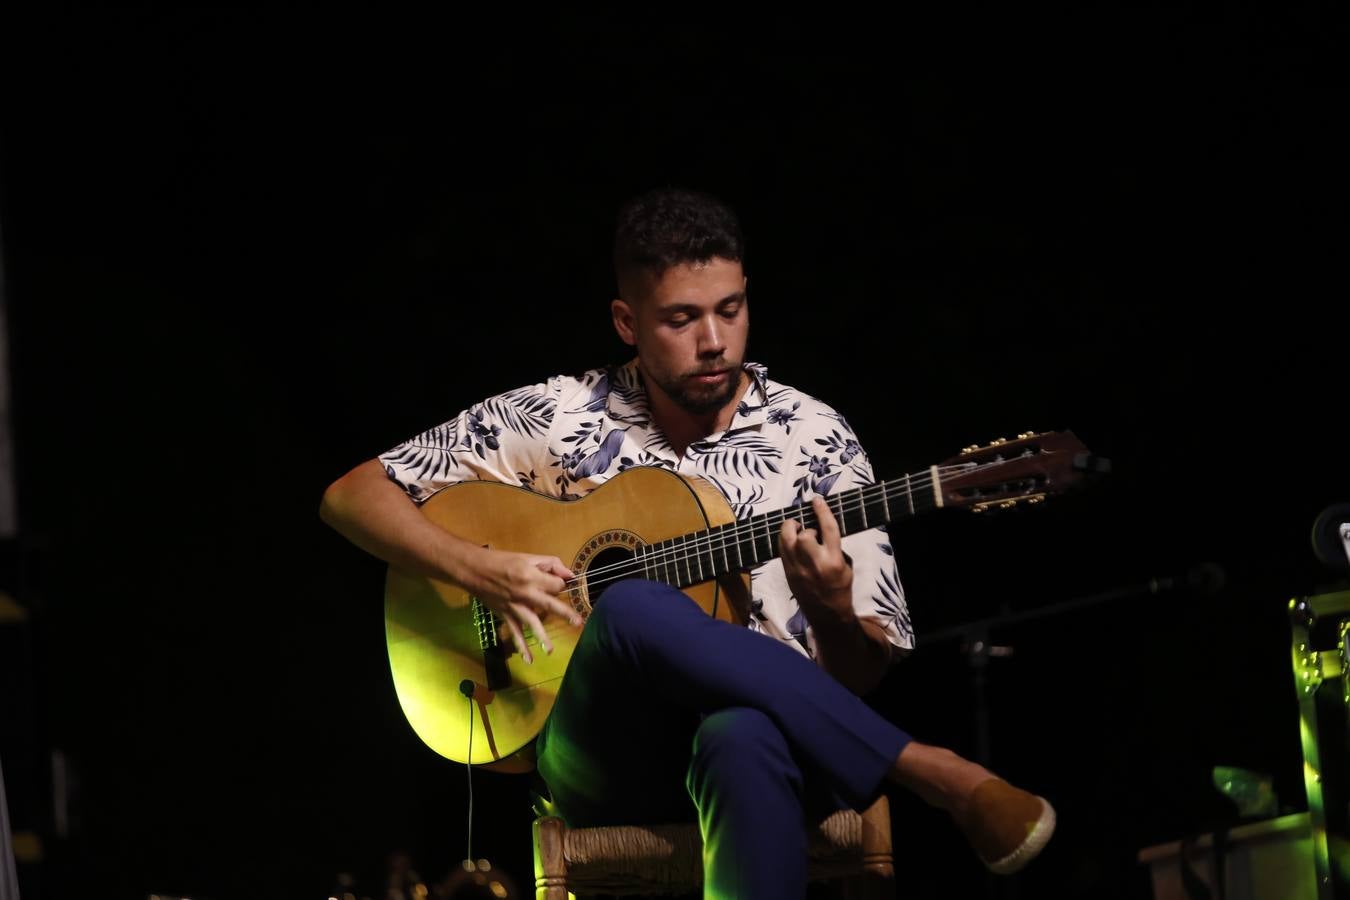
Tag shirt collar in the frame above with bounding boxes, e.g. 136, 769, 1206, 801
606, 359, 770, 437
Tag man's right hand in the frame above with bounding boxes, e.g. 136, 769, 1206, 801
320, 459, 583, 664
460, 548, 581, 664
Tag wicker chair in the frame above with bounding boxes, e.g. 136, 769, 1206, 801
532, 794, 893, 899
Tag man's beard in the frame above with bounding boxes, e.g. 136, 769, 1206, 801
646, 363, 742, 415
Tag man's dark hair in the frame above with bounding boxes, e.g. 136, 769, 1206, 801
613, 188, 745, 297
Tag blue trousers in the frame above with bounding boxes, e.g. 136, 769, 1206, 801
535, 580, 912, 899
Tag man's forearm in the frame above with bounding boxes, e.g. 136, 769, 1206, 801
319, 458, 482, 585
810, 612, 893, 696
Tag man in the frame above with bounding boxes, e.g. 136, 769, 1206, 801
321, 189, 1054, 897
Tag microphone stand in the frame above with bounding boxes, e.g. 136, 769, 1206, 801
923, 569, 1218, 764
917, 569, 1219, 899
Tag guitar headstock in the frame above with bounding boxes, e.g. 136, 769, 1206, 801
938, 430, 1109, 513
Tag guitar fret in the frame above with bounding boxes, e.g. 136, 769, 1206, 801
830, 493, 847, 536
665, 539, 677, 586
720, 525, 731, 574
881, 482, 892, 521
851, 487, 869, 534
863, 488, 886, 530
904, 474, 915, 516
693, 535, 705, 583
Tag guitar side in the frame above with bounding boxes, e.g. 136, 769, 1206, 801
383, 467, 747, 767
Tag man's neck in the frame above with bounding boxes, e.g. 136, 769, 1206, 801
644, 368, 751, 457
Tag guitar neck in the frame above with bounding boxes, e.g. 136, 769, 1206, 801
634, 469, 945, 590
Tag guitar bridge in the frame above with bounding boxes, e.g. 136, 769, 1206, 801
471, 596, 511, 691
471, 596, 498, 650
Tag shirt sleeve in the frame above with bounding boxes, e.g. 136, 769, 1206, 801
378, 378, 561, 503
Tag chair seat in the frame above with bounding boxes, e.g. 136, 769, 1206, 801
533, 795, 893, 898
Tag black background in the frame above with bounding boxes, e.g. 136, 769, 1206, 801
0, 6, 1345, 898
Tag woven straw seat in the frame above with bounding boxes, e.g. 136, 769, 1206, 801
533, 794, 893, 898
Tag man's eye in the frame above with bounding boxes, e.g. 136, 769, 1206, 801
668, 316, 691, 327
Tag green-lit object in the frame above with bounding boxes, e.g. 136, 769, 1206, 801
1289, 589, 1350, 899
1213, 766, 1278, 819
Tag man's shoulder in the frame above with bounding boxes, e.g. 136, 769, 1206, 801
475, 366, 639, 429
540, 366, 620, 408
484, 367, 609, 402
755, 370, 858, 438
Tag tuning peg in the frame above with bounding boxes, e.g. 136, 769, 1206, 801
960, 444, 981, 455
1017, 431, 1038, 440
1027, 497, 1044, 505
991, 437, 1008, 446
999, 500, 1018, 510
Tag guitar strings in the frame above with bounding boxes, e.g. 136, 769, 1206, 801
560, 460, 1009, 586
494, 455, 1040, 648
557, 480, 915, 587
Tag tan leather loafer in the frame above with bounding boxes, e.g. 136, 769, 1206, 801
960, 779, 1057, 874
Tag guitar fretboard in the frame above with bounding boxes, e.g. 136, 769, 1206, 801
626, 471, 943, 591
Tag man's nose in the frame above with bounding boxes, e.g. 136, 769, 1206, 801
697, 316, 726, 357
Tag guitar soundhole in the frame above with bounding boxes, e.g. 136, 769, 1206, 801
584, 546, 640, 606
571, 528, 646, 610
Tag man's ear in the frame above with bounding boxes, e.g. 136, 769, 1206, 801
611, 298, 637, 346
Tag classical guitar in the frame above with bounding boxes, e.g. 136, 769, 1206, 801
384, 430, 1105, 769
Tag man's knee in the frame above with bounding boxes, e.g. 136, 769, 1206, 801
687, 708, 797, 796
588, 578, 691, 637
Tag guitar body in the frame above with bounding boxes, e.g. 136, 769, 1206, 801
384, 466, 749, 769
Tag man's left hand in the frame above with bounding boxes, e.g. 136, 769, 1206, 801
780, 495, 854, 626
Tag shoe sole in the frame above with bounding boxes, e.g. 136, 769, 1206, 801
986, 797, 1056, 875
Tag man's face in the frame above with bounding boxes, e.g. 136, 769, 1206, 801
611, 257, 749, 415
